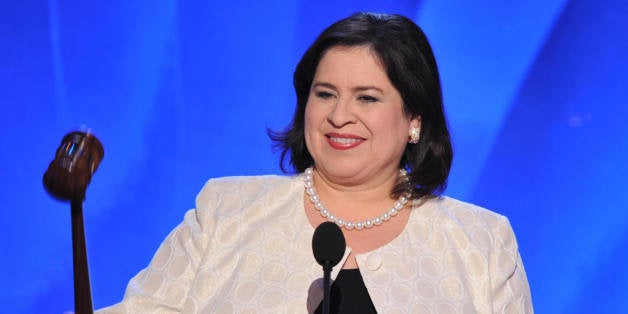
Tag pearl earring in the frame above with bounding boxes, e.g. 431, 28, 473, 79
409, 127, 420, 144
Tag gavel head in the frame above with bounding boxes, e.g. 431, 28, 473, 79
43, 131, 104, 201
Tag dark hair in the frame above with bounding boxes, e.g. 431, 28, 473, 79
269, 12, 453, 199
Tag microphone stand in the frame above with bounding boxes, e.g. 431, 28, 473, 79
71, 198, 93, 313
312, 221, 345, 314
322, 260, 332, 314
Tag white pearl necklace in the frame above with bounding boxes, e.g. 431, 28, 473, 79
303, 167, 411, 230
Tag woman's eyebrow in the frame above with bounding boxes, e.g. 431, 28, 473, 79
353, 86, 383, 93
312, 82, 383, 94
311, 81, 337, 91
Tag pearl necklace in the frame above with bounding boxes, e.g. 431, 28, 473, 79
303, 167, 411, 230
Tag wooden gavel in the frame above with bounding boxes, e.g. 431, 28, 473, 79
43, 131, 104, 314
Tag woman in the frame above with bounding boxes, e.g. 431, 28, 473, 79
98, 12, 532, 313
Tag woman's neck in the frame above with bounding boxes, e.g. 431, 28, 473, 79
311, 167, 400, 218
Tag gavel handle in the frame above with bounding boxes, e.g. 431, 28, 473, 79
71, 199, 94, 314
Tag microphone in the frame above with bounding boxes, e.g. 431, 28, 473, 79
312, 221, 346, 270
312, 221, 346, 314
43, 130, 104, 314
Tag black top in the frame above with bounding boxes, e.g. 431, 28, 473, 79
314, 268, 377, 314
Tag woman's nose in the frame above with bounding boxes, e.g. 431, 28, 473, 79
327, 98, 356, 127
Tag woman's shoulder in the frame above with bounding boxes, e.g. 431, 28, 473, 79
195, 173, 302, 209
419, 195, 511, 233
410, 196, 519, 256
202, 173, 297, 188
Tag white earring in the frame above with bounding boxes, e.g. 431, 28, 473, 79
409, 127, 420, 144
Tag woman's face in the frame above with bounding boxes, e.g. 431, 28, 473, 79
304, 45, 420, 187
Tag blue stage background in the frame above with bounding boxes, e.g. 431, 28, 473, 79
2, 0, 627, 312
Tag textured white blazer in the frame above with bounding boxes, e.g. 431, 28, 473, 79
97, 174, 532, 313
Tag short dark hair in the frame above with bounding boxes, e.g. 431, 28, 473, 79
269, 12, 453, 199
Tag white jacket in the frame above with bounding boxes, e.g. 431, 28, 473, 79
97, 174, 532, 313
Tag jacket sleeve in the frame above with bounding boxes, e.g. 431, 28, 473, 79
96, 180, 217, 313
490, 216, 534, 313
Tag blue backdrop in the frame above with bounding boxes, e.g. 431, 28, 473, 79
2, 0, 627, 313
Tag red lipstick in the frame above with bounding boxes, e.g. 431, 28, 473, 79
325, 133, 365, 150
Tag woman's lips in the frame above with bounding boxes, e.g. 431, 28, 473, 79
325, 133, 365, 150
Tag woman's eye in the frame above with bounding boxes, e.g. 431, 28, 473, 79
358, 95, 379, 103
316, 91, 334, 99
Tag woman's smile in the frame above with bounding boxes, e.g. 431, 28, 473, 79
326, 133, 365, 150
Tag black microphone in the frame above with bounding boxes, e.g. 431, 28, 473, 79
312, 221, 346, 314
